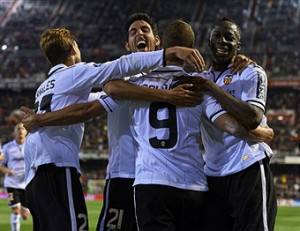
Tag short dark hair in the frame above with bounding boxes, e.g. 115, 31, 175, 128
213, 17, 241, 40
124, 13, 158, 36
162, 20, 195, 49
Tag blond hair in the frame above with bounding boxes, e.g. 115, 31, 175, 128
40, 28, 76, 66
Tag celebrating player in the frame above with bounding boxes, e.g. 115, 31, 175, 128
0, 123, 30, 231
193, 18, 277, 231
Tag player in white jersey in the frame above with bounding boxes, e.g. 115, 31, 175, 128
0, 123, 30, 231
21, 27, 205, 231
130, 19, 274, 231
191, 18, 277, 231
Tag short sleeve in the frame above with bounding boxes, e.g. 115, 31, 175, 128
241, 66, 267, 112
202, 96, 227, 122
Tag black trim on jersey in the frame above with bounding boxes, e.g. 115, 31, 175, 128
152, 70, 182, 73
102, 100, 113, 112
246, 100, 265, 111
256, 72, 266, 99
48, 66, 65, 78
163, 49, 166, 67
209, 109, 226, 122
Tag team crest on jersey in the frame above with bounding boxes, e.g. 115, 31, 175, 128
223, 75, 233, 85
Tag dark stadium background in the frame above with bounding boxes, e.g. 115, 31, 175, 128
0, 0, 299, 230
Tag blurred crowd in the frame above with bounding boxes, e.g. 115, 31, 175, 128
0, 0, 299, 79
274, 174, 300, 200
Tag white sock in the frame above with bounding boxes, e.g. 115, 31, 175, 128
10, 213, 20, 231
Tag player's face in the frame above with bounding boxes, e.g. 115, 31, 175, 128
14, 123, 27, 141
209, 23, 240, 64
126, 20, 160, 52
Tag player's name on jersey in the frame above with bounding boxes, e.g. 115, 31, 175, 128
140, 82, 171, 90
36, 79, 55, 98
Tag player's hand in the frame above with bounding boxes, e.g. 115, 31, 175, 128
167, 83, 203, 106
6, 169, 15, 176
165, 47, 205, 72
20, 106, 39, 132
249, 126, 274, 143
231, 54, 255, 74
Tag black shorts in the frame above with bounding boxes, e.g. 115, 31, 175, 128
25, 164, 88, 231
134, 184, 206, 231
203, 157, 277, 231
96, 178, 136, 231
7, 187, 27, 208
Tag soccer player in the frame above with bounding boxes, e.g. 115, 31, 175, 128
193, 18, 277, 231
0, 123, 30, 231
23, 27, 204, 231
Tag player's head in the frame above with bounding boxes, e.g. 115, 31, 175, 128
40, 28, 81, 66
162, 20, 195, 49
124, 13, 160, 52
13, 123, 27, 143
208, 18, 241, 64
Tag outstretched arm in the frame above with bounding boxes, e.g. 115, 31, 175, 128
20, 93, 117, 132
104, 80, 202, 107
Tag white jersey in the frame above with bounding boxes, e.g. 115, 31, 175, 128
105, 100, 136, 179
24, 50, 164, 186
201, 64, 273, 177
130, 66, 219, 191
2, 140, 25, 189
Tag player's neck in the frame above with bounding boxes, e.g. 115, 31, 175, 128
15, 138, 24, 145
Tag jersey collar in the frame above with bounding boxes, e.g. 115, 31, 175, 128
48, 64, 67, 78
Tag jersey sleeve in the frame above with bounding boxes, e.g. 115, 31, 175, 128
72, 50, 164, 91
202, 96, 227, 122
241, 66, 267, 112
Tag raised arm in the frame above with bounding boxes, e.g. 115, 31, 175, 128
103, 80, 202, 107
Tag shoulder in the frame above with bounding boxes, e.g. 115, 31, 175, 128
2, 141, 14, 153
241, 64, 267, 79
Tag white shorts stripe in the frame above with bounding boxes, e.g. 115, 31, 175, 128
133, 187, 140, 231
99, 179, 111, 231
259, 160, 269, 231
66, 168, 77, 231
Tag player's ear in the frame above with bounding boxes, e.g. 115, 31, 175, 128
155, 35, 161, 48
125, 42, 130, 52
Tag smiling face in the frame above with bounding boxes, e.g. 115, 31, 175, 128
125, 20, 160, 52
209, 21, 241, 65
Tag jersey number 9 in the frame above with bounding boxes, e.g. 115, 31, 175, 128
149, 102, 178, 149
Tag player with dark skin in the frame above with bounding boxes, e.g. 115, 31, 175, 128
191, 19, 264, 130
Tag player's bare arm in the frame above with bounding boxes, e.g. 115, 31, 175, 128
214, 113, 274, 143
20, 100, 104, 132
103, 80, 203, 106
0, 166, 14, 176
193, 77, 263, 129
